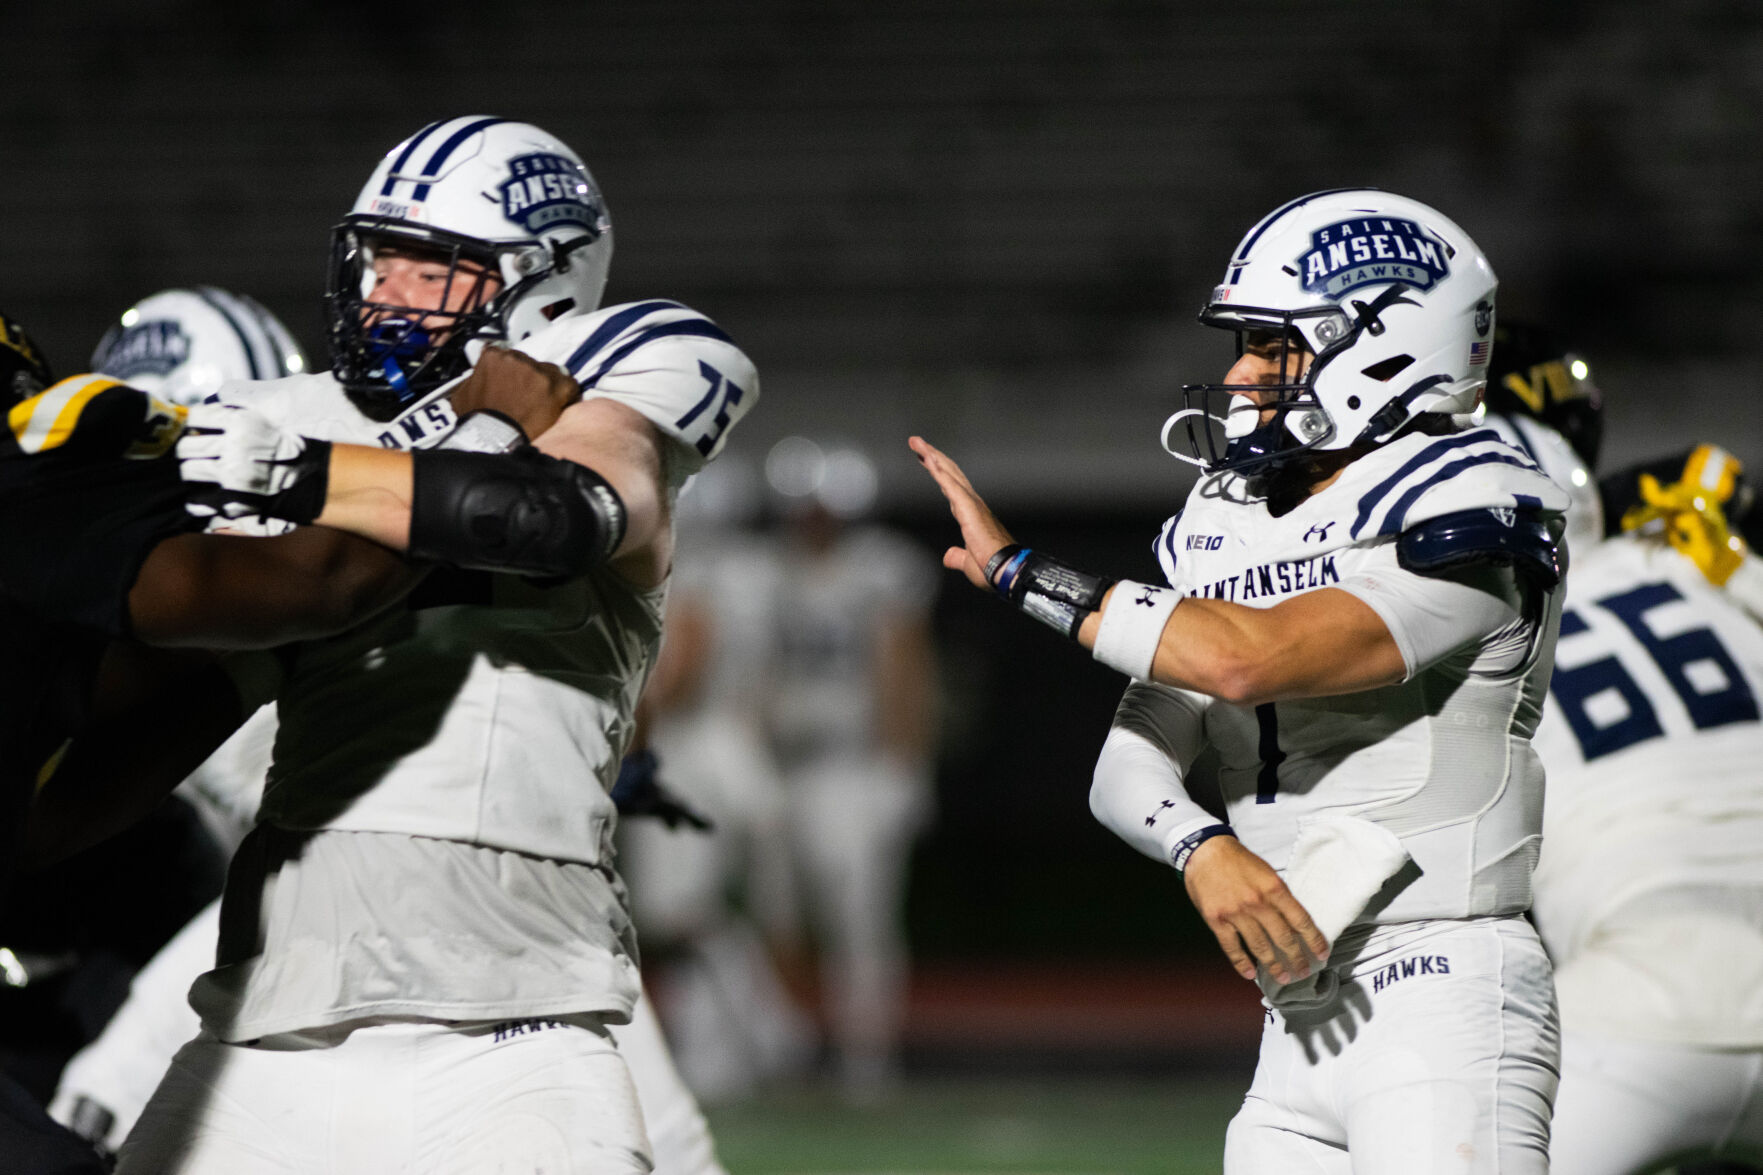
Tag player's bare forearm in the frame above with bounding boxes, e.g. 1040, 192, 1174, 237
914, 435, 1404, 706
1183, 835, 1329, 983
130, 528, 423, 649
538, 398, 672, 589
313, 444, 415, 550
20, 650, 246, 869
1077, 586, 1407, 704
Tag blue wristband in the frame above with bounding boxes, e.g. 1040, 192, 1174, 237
1171, 823, 1235, 872
989, 546, 1032, 601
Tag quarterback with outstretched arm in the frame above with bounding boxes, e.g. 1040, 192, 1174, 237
916, 189, 1565, 1172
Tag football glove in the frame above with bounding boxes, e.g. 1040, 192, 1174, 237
177, 402, 331, 527
610, 749, 713, 832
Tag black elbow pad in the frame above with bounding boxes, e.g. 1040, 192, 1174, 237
408, 448, 628, 577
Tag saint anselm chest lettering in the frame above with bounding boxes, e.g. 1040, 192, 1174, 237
376, 402, 455, 449
1187, 554, 1339, 601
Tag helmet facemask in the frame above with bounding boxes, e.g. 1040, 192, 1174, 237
326, 221, 520, 419
1167, 290, 1418, 477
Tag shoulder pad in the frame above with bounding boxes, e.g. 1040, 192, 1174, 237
1350, 427, 1571, 541
526, 300, 757, 471
1396, 506, 1562, 588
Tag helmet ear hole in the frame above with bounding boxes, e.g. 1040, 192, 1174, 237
541, 299, 575, 322
1361, 355, 1415, 382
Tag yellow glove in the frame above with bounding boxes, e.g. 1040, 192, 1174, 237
1621, 444, 1748, 585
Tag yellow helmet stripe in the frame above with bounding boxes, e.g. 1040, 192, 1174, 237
7, 375, 123, 454
1684, 442, 1741, 502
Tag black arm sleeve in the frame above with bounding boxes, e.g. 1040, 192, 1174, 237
407, 447, 628, 578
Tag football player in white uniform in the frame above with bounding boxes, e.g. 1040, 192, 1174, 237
620, 463, 818, 1102
763, 442, 939, 1099
915, 189, 1566, 1172
116, 118, 757, 1174
1479, 326, 1763, 1174
60, 287, 731, 1175
90, 286, 309, 408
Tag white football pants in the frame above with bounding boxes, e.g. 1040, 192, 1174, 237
59, 896, 722, 1175
784, 752, 931, 1091
116, 1015, 652, 1174
1224, 916, 1559, 1174
1550, 1030, 1763, 1173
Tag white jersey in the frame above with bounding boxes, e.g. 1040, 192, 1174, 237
1531, 534, 1763, 1044
1098, 427, 1570, 926
192, 301, 757, 1039
767, 525, 938, 766
220, 299, 755, 861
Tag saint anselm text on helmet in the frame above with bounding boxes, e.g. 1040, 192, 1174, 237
499, 154, 602, 234
1298, 218, 1449, 298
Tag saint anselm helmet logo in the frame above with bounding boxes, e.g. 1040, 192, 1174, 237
1296, 218, 1450, 298
95, 320, 191, 381
499, 153, 605, 236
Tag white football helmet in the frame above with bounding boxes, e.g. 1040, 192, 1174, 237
91, 287, 308, 407
327, 117, 613, 416
1168, 188, 1498, 477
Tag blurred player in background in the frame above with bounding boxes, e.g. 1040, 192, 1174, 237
620, 455, 817, 1101
918, 190, 1567, 1171
763, 437, 939, 1100
117, 117, 757, 1174
90, 287, 308, 408
1479, 324, 1763, 1174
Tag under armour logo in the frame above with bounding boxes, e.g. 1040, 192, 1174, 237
1134, 586, 1162, 607
1145, 799, 1176, 828
1491, 507, 1515, 526
1303, 521, 1335, 542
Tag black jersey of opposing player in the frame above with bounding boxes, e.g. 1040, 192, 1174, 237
0, 607, 105, 859
0, 376, 198, 874
0, 377, 197, 637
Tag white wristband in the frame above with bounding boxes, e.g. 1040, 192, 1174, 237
1092, 580, 1180, 680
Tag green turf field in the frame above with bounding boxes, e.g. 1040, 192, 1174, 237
705, 1077, 1240, 1174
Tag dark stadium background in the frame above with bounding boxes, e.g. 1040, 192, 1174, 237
2, 2, 1759, 1169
